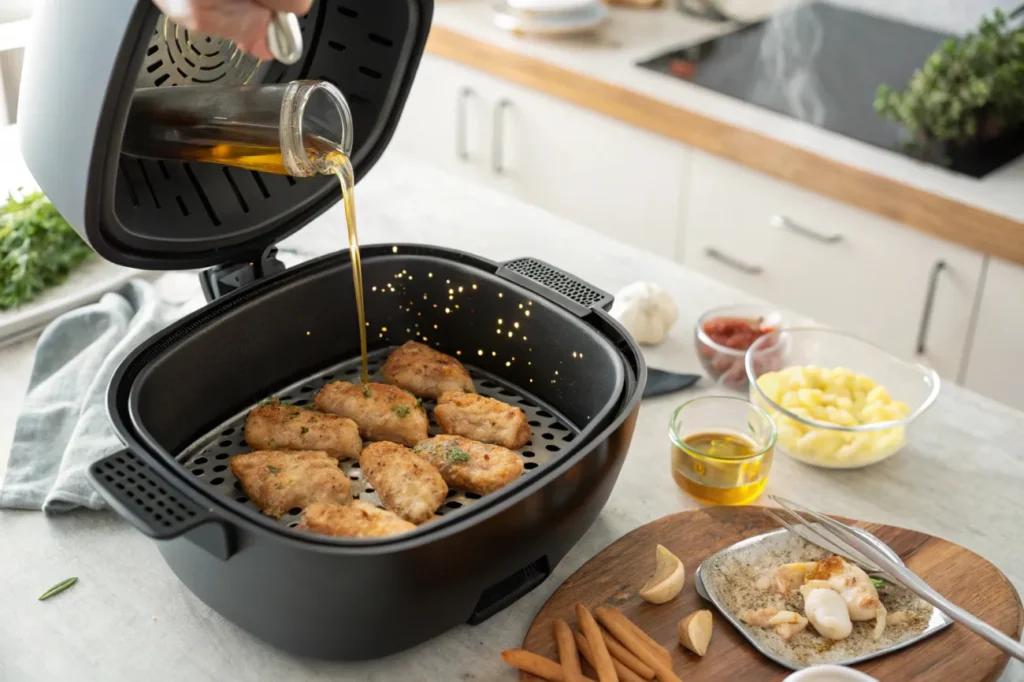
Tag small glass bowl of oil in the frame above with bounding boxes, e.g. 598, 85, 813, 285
669, 396, 777, 506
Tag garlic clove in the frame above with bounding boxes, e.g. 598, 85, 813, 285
639, 544, 685, 604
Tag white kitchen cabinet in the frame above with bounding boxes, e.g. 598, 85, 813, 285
390, 54, 689, 255
963, 259, 1024, 411
681, 150, 985, 381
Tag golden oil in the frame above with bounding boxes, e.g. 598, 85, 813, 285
671, 430, 772, 505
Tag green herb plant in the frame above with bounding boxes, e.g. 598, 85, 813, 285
1, 190, 92, 311
875, 9, 1024, 143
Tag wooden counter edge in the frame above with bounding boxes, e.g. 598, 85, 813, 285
426, 26, 1024, 266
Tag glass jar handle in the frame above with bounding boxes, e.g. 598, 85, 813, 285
268, 12, 303, 65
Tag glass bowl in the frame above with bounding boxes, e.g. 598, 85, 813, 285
744, 328, 940, 469
669, 396, 777, 505
695, 304, 787, 391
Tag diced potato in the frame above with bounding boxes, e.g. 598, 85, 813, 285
797, 388, 824, 407
825, 406, 857, 427
836, 396, 853, 410
866, 385, 891, 405
795, 430, 844, 457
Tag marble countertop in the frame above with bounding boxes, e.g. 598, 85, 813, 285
430, 1, 1024, 224
1, 156, 1023, 681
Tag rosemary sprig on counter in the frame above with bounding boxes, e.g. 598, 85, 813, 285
38, 577, 78, 601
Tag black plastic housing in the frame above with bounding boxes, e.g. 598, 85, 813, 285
88, 245, 646, 659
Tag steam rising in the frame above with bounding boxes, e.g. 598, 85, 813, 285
750, 2, 827, 126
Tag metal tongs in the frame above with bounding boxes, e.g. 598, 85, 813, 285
766, 495, 1024, 663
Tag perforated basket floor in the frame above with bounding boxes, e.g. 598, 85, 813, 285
178, 347, 580, 530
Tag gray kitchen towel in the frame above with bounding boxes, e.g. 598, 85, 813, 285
0, 279, 163, 512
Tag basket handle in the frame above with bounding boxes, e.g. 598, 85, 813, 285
88, 450, 235, 560
497, 258, 614, 316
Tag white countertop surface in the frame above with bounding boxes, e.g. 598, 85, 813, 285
1, 156, 1023, 681
431, 0, 1024, 224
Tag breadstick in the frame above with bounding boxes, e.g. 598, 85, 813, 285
600, 629, 655, 680
595, 607, 672, 663
554, 618, 584, 682
575, 604, 619, 682
500, 649, 597, 682
593, 614, 682, 682
576, 632, 646, 682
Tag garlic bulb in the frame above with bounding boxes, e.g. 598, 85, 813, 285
610, 282, 678, 346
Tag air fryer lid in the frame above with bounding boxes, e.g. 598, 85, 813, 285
18, 0, 432, 270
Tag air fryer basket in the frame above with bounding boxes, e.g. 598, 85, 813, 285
180, 347, 585, 530
88, 245, 646, 658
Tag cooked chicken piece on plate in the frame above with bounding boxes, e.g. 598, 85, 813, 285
360, 441, 448, 524
230, 450, 350, 518
313, 381, 427, 447
807, 556, 887, 639
434, 391, 531, 450
299, 500, 416, 538
382, 341, 475, 399
413, 434, 524, 495
756, 561, 817, 596
245, 401, 361, 460
740, 608, 809, 641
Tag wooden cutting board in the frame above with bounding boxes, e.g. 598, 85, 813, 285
522, 507, 1023, 681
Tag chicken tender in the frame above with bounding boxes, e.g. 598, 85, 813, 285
434, 391, 531, 449
360, 442, 448, 524
381, 341, 475, 398
313, 381, 427, 447
413, 434, 524, 495
299, 501, 416, 538
245, 401, 361, 460
230, 450, 350, 518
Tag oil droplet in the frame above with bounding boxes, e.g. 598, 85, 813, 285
555, 370, 560, 376
508, 332, 513, 338
579, 353, 584, 358
498, 318, 504, 325
456, 350, 462, 356
448, 296, 454, 301
381, 327, 388, 332
528, 301, 533, 306
306, 331, 311, 336
523, 336, 528, 341
428, 273, 434, 278
371, 286, 378, 292
514, 322, 520, 329
446, 279, 451, 284
433, 304, 438, 308
408, 276, 413, 280
524, 310, 531, 317
472, 284, 478, 290
496, 329, 502, 335
528, 361, 532, 366
505, 361, 511, 367
498, 293, 504, 298
423, 293, 428, 300
422, 336, 428, 342
492, 351, 497, 357
406, 328, 411, 333
433, 324, 439, 330
572, 351, 577, 358
455, 305, 460, 309
530, 378, 534, 383
519, 303, 524, 309
392, 246, 398, 253
458, 286, 464, 292
445, 307, 451, 314
478, 350, 484, 356
448, 289, 454, 295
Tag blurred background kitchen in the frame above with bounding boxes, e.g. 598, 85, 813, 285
2, 0, 1022, 409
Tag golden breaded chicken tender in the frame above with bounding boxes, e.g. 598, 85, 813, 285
299, 501, 416, 538
381, 341, 475, 399
434, 391, 531, 450
360, 442, 448, 524
313, 381, 427, 447
245, 401, 361, 460
414, 434, 524, 495
230, 450, 350, 518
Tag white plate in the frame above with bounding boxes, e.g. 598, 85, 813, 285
504, 0, 601, 13
494, 2, 609, 35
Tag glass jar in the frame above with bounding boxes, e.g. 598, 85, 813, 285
120, 80, 353, 177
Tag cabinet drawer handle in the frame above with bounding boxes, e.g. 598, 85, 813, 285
771, 214, 844, 244
492, 98, 513, 175
705, 247, 763, 275
916, 260, 947, 355
456, 87, 478, 161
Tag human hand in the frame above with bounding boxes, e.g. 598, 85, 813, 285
153, 0, 312, 61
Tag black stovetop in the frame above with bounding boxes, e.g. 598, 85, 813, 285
638, 2, 1024, 178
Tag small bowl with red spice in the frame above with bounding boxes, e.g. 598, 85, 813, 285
695, 305, 787, 390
